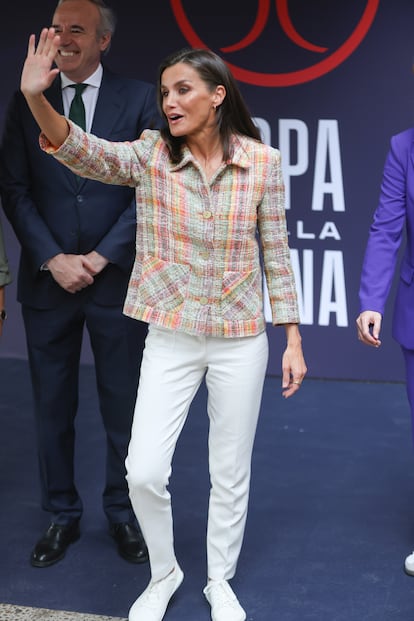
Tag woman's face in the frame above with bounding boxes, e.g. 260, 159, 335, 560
160, 62, 222, 139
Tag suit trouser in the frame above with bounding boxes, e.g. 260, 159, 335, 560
126, 325, 269, 582
23, 295, 147, 525
402, 347, 414, 445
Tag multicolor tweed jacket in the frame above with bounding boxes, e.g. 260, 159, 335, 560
43, 124, 300, 338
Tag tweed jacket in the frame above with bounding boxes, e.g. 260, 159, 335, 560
43, 124, 300, 338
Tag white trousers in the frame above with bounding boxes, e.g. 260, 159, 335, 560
125, 325, 269, 582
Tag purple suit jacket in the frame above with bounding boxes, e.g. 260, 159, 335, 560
359, 127, 414, 349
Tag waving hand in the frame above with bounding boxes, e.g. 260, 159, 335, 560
20, 28, 69, 148
21, 28, 61, 96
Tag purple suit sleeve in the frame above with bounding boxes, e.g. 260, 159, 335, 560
359, 134, 407, 315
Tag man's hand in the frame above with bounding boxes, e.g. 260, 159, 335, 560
46, 253, 95, 293
356, 310, 382, 348
84, 250, 109, 275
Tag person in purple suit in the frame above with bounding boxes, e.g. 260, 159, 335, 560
356, 127, 414, 576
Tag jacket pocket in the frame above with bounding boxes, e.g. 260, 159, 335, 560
137, 255, 190, 312
221, 268, 262, 321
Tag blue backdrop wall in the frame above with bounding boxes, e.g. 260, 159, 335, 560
1, 0, 412, 382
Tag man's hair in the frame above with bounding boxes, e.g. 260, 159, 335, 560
56, 0, 117, 54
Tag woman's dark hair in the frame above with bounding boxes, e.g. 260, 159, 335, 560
157, 47, 262, 163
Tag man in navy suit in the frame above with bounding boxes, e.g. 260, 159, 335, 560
0, 0, 159, 567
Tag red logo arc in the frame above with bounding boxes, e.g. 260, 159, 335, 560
170, 0, 380, 87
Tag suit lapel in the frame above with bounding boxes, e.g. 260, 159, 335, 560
46, 79, 81, 191
47, 70, 122, 190
47, 78, 64, 115
91, 69, 120, 138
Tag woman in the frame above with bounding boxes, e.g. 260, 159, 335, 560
20, 28, 307, 621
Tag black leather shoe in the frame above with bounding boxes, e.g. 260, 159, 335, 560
30, 522, 80, 568
110, 522, 149, 564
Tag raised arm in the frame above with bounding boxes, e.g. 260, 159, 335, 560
20, 28, 69, 147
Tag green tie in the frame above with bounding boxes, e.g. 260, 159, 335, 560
68, 83, 87, 130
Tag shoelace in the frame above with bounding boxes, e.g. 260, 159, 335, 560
141, 581, 164, 608
208, 581, 237, 609
141, 571, 179, 609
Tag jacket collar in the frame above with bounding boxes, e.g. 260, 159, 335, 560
170, 134, 252, 173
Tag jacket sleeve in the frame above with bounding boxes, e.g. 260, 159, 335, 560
91, 82, 159, 270
0, 91, 64, 273
258, 148, 300, 325
358, 133, 408, 314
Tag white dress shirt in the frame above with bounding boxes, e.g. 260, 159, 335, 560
61, 64, 103, 133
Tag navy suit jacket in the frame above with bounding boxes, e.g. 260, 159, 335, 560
0, 67, 159, 309
359, 128, 414, 349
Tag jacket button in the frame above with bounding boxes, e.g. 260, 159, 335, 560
199, 296, 209, 305
203, 210, 212, 219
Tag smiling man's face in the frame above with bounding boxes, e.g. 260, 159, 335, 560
51, 0, 111, 82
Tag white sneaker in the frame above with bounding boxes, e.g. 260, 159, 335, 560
128, 563, 184, 621
405, 551, 414, 576
203, 580, 246, 621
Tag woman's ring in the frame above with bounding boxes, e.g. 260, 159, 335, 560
293, 380, 301, 385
